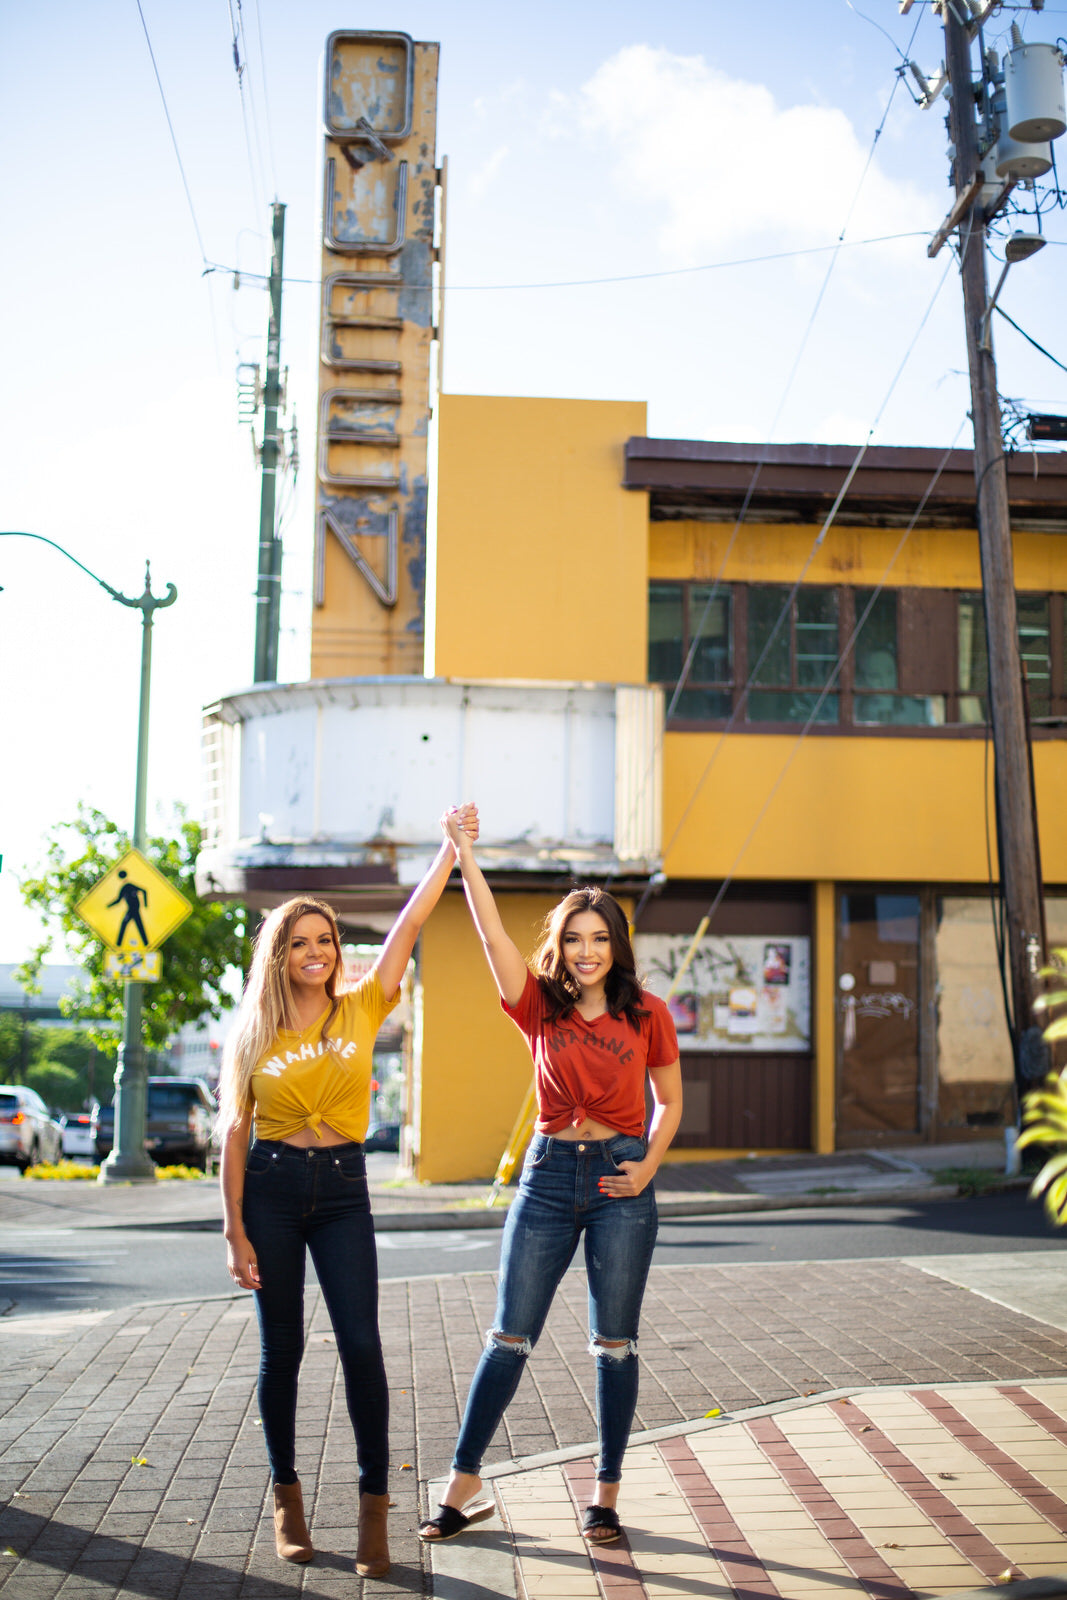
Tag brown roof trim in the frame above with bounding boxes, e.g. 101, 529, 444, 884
624, 437, 1067, 530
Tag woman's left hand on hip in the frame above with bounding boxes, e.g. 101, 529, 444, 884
599, 1159, 652, 1198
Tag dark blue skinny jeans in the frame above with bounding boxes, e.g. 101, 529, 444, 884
241, 1138, 389, 1496
453, 1133, 657, 1484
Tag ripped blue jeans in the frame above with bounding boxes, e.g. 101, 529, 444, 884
453, 1133, 657, 1483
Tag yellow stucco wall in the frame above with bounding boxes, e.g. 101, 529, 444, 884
662, 733, 1067, 884
417, 889, 557, 1183
434, 394, 649, 682
649, 519, 1067, 590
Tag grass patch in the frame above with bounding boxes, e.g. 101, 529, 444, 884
933, 1166, 1011, 1197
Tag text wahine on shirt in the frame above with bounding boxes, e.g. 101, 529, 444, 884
259, 1035, 358, 1076
544, 1024, 636, 1067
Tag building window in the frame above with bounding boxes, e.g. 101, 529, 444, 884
747, 584, 839, 723
853, 590, 945, 726
648, 582, 732, 718
958, 593, 1052, 723
649, 581, 1066, 730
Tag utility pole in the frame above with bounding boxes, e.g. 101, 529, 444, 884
253, 201, 286, 684
940, 5, 1047, 1092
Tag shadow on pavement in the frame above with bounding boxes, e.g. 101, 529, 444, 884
0, 1506, 423, 1599
658, 1191, 1062, 1247
509, 1529, 892, 1596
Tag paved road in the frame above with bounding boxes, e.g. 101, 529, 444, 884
0, 1191, 1062, 1318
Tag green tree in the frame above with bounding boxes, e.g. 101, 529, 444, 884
18, 805, 251, 1055
25, 1060, 82, 1112
0, 1012, 38, 1082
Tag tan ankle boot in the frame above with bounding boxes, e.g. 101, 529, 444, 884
355, 1491, 390, 1578
273, 1479, 313, 1562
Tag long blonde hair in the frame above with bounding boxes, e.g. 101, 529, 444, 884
218, 897, 344, 1134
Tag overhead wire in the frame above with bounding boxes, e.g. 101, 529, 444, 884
657, 419, 968, 1002
133, 0, 223, 369
610, 6, 928, 888
663, 4, 924, 734
226, 0, 267, 219
234, 0, 275, 203
134, 0, 209, 265
250, 0, 280, 197
200, 230, 934, 290
630, 250, 956, 928
995, 305, 1067, 376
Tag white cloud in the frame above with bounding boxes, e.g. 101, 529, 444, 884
575, 45, 933, 262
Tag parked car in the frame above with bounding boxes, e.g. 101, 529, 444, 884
0, 1085, 64, 1172
364, 1122, 401, 1154
92, 1077, 218, 1170
59, 1111, 95, 1160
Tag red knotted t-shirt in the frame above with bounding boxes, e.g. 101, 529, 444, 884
502, 971, 679, 1137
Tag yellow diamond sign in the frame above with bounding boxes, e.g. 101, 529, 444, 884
77, 848, 192, 955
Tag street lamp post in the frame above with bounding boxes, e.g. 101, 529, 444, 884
0, 533, 177, 1181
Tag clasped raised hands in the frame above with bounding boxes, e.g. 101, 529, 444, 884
442, 802, 479, 854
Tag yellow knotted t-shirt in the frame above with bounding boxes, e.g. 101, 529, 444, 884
250, 973, 399, 1144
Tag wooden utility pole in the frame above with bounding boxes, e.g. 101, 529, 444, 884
941, 5, 1046, 1089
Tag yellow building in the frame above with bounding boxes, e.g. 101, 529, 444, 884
425, 394, 1067, 1175
199, 28, 1067, 1184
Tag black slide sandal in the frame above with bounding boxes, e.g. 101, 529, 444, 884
582, 1505, 622, 1544
418, 1499, 496, 1542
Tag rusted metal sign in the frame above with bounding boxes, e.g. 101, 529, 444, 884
312, 31, 441, 677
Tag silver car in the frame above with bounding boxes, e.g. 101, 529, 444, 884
0, 1085, 64, 1172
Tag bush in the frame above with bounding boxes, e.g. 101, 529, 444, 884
26, 1160, 209, 1182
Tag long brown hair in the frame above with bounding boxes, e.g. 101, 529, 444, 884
217, 897, 345, 1133
532, 887, 648, 1028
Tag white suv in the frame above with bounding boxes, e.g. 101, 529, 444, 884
0, 1085, 63, 1172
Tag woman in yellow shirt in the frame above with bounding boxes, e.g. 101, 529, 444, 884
217, 805, 477, 1578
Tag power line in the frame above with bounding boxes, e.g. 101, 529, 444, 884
657, 9, 925, 731
995, 304, 1067, 376
613, 29, 933, 878
634, 251, 955, 918
234, 0, 274, 204
250, 0, 280, 198
199, 230, 934, 291
134, 0, 209, 264
226, 0, 266, 219
654, 422, 968, 987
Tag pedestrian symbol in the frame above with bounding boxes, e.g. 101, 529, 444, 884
76, 847, 192, 955
110, 870, 150, 948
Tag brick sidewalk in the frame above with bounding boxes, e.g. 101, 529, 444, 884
476, 1381, 1067, 1599
2, 1259, 1067, 1598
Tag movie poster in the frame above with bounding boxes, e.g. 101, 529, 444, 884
634, 934, 811, 1053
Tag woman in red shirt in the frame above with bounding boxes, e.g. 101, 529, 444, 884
420, 812, 683, 1547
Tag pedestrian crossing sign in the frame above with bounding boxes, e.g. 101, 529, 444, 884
76, 847, 192, 955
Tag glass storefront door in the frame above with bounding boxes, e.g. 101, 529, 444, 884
837, 891, 921, 1145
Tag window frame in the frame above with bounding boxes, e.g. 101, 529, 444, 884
649, 579, 1067, 736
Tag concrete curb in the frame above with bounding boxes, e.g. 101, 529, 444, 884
474, 1373, 1067, 1480
67, 1178, 975, 1231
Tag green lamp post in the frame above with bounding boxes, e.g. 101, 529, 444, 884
0, 533, 177, 1181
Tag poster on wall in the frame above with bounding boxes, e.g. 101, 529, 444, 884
635, 933, 811, 1053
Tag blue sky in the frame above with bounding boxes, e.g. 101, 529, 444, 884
2, 0, 1066, 963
